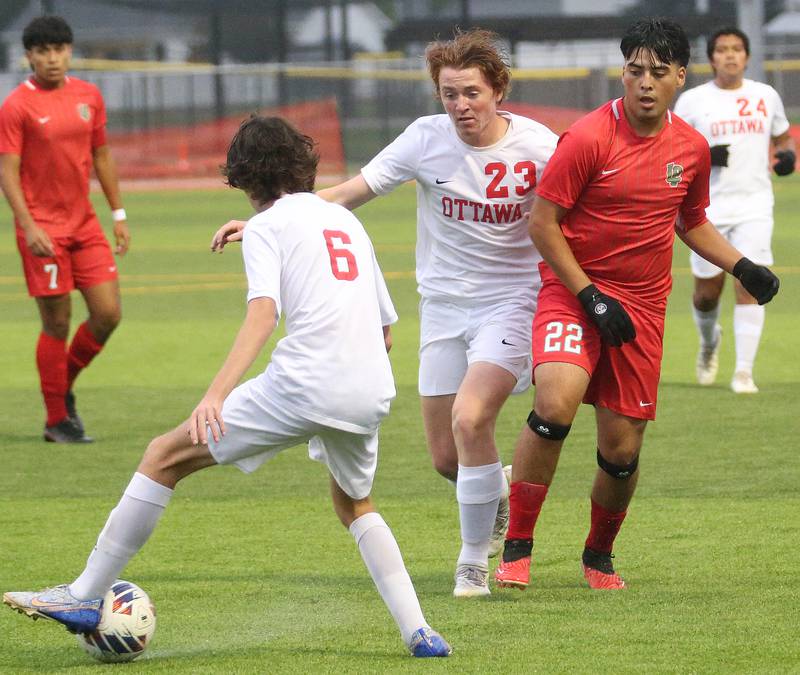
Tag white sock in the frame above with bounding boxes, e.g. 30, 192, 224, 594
455, 462, 504, 568
350, 512, 428, 645
733, 304, 765, 374
693, 304, 720, 347
70, 473, 173, 601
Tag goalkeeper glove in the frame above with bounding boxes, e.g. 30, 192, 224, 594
577, 284, 636, 347
773, 149, 796, 176
732, 257, 780, 305
709, 144, 730, 167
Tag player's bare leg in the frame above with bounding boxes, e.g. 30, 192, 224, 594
4, 423, 215, 633
34, 293, 88, 442
450, 362, 515, 596
421, 394, 458, 481
496, 362, 588, 589
692, 273, 724, 386
731, 279, 763, 393
582, 407, 646, 590
330, 477, 451, 657
64, 280, 123, 432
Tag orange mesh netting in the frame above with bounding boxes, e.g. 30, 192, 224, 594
108, 98, 345, 182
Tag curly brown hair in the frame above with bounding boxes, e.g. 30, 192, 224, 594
425, 29, 511, 103
222, 116, 319, 204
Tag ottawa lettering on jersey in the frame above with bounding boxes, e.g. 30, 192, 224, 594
441, 196, 523, 224
711, 118, 765, 137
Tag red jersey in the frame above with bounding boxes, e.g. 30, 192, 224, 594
0, 76, 107, 236
536, 98, 710, 312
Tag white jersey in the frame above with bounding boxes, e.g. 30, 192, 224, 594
242, 192, 397, 434
361, 112, 557, 303
674, 79, 789, 224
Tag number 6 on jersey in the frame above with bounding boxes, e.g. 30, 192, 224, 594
323, 229, 359, 281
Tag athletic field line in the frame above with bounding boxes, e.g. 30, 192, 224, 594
0, 266, 798, 299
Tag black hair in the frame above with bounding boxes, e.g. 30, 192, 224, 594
222, 116, 319, 204
620, 18, 690, 68
707, 27, 750, 59
22, 15, 73, 50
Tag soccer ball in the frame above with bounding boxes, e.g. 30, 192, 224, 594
75, 580, 156, 663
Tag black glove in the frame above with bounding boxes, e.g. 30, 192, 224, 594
709, 144, 730, 167
732, 257, 780, 305
773, 149, 796, 176
577, 284, 636, 347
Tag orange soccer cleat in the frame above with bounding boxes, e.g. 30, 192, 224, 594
581, 548, 626, 589
494, 556, 531, 590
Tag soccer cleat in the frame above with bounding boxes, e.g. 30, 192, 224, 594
65, 391, 85, 435
3, 584, 102, 633
494, 555, 531, 590
408, 627, 452, 657
488, 464, 512, 558
43, 417, 93, 443
696, 325, 722, 386
453, 563, 490, 598
581, 548, 626, 590
731, 371, 759, 394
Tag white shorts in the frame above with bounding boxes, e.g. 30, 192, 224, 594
207, 378, 378, 500
418, 296, 536, 397
691, 217, 774, 278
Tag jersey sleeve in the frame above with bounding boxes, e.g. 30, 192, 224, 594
535, 125, 600, 210
371, 248, 398, 326
0, 97, 25, 155
243, 220, 282, 318
769, 88, 790, 138
678, 140, 711, 231
91, 87, 108, 149
360, 120, 422, 195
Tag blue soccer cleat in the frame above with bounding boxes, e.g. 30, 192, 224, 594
408, 627, 452, 657
3, 584, 102, 634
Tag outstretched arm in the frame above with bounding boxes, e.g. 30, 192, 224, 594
188, 296, 277, 445
93, 145, 130, 255
677, 221, 779, 304
317, 174, 377, 210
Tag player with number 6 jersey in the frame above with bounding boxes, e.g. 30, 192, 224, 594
4, 116, 452, 659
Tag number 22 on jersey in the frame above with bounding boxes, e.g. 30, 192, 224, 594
323, 229, 359, 281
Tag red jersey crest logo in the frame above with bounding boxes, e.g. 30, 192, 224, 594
665, 162, 683, 188
76, 103, 91, 122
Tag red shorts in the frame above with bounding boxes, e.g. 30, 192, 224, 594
532, 280, 665, 420
16, 214, 118, 297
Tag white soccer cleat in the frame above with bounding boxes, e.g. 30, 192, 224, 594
696, 325, 722, 386
488, 465, 512, 558
453, 564, 490, 598
731, 371, 759, 394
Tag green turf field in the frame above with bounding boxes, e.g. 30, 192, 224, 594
1, 181, 798, 673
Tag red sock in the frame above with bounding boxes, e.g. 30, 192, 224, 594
37, 332, 68, 426
584, 499, 628, 554
506, 482, 549, 541
67, 322, 104, 390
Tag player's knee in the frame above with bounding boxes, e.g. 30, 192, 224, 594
451, 402, 492, 444
527, 410, 571, 441
596, 448, 639, 479
693, 293, 719, 312
90, 308, 121, 342
42, 315, 70, 340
